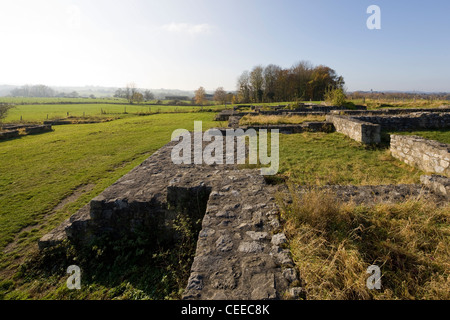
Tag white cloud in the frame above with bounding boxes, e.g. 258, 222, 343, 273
161, 22, 212, 35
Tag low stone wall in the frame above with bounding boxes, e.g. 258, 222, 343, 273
241, 122, 334, 134
25, 124, 52, 134
420, 175, 450, 198
0, 130, 20, 140
0, 124, 53, 140
39, 139, 301, 300
326, 115, 381, 144
331, 106, 450, 116
353, 112, 450, 131
390, 135, 450, 176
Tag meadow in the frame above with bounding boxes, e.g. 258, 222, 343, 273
0, 98, 448, 299
1, 103, 224, 123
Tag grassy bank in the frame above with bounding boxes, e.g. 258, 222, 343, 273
277, 132, 422, 185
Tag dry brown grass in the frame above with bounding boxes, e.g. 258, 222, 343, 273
278, 185, 450, 300
240, 114, 326, 126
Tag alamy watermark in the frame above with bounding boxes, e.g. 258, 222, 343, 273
366, 265, 382, 290
170, 121, 279, 175
66, 265, 81, 290
367, 5, 381, 30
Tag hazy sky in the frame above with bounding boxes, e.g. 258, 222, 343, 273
1, 0, 449, 92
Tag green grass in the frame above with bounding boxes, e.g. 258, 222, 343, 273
2, 103, 224, 123
0, 113, 217, 255
276, 132, 422, 185
0, 109, 438, 299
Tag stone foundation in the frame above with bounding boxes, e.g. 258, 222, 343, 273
390, 135, 450, 176
326, 115, 381, 144
39, 139, 301, 300
420, 175, 450, 198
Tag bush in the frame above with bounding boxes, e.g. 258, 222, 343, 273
324, 88, 347, 107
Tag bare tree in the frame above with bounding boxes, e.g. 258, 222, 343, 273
213, 87, 227, 105
263, 64, 281, 102
125, 82, 138, 104
143, 90, 154, 101
236, 71, 250, 103
250, 65, 264, 103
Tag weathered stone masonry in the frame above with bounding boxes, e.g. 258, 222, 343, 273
326, 115, 381, 144
39, 140, 302, 300
390, 134, 450, 176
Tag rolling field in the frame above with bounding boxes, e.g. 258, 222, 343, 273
2, 103, 224, 123
0, 113, 218, 273
0, 103, 446, 299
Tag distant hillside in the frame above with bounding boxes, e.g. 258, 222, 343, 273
0, 84, 200, 99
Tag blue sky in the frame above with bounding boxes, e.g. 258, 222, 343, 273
0, 0, 449, 92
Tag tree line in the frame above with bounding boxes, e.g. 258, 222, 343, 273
235, 61, 345, 103
113, 83, 155, 104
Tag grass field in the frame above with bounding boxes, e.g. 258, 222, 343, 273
2, 103, 224, 123
351, 98, 449, 110
0, 101, 447, 299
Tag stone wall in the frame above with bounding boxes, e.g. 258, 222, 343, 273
331, 106, 450, 116
0, 124, 53, 140
390, 135, 450, 176
420, 175, 450, 198
353, 112, 450, 131
24, 124, 52, 134
241, 122, 334, 134
39, 139, 302, 300
326, 115, 381, 144
0, 130, 20, 140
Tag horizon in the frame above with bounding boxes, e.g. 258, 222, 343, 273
1, 0, 449, 92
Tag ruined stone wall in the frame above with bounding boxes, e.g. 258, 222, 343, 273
353, 112, 450, 131
0, 130, 20, 140
420, 175, 450, 198
326, 115, 381, 144
390, 135, 450, 176
332, 107, 450, 116
241, 122, 334, 134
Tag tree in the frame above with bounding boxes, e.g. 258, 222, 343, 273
324, 87, 347, 106
236, 71, 250, 103
125, 82, 138, 104
290, 61, 314, 101
263, 64, 281, 102
68, 91, 79, 98
213, 87, 227, 105
307, 65, 342, 101
114, 88, 125, 98
132, 92, 144, 104
194, 86, 206, 105
249, 65, 264, 103
0, 104, 14, 123
143, 90, 154, 101
10, 84, 55, 97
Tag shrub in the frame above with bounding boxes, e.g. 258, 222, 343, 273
324, 87, 347, 107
